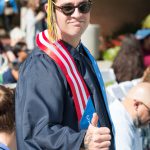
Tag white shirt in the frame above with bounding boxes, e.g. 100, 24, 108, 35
24, 8, 36, 50
109, 99, 142, 150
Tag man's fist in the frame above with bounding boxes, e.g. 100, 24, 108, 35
83, 113, 111, 150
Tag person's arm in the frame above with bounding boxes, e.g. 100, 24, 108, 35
35, 11, 45, 23
15, 53, 86, 150
11, 69, 18, 81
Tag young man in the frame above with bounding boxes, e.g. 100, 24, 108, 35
15, 0, 115, 149
109, 82, 150, 150
0, 85, 16, 150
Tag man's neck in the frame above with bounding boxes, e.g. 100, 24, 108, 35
62, 35, 81, 48
56, 27, 81, 48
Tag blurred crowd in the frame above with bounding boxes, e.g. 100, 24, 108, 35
0, 0, 150, 85
0, 0, 47, 85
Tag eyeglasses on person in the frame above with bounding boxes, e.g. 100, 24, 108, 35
52, 1, 92, 16
142, 102, 150, 115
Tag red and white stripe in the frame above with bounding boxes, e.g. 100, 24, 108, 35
44, 31, 89, 104
36, 30, 90, 121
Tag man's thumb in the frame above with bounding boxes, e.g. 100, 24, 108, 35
91, 113, 99, 127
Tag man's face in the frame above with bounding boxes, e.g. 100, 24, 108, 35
35, 0, 40, 8
18, 51, 28, 62
134, 102, 150, 127
54, 0, 91, 39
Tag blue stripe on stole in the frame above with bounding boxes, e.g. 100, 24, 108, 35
82, 44, 115, 135
80, 97, 100, 129
0, 143, 10, 150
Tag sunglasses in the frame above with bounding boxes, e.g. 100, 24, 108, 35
53, 1, 92, 16
142, 103, 150, 115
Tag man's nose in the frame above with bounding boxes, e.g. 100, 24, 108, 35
71, 8, 82, 17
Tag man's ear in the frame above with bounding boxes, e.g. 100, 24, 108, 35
133, 99, 141, 111
44, 3, 48, 12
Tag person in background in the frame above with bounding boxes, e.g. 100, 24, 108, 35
112, 34, 145, 83
22, 0, 46, 50
35, 0, 47, 32
140, 66, 150, 150
0, 40, 5, 67
135, 29, 150, 67
0, 85, 16, 150
15, 0, 115, 149
0, 42, 28, 84
20, 0, 28, 33
0, 0, 18, 32
109, 82, 150, 150
12, 42, 28, 63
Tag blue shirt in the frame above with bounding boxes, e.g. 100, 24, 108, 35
0, 0, 18, 15
3, 69, 16, 84
0, 143, 10, 150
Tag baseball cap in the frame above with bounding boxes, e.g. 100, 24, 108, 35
135, 29, 150, 40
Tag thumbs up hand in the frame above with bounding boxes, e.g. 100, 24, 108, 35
83, 113, 111, 150
91, 113, 99, 127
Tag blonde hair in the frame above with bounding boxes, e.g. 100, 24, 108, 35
47, 0, 58, 42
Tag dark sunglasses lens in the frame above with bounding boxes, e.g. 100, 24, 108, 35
79, 2, 91, 13
61, 2, 92, 16
62, 5, 75, 16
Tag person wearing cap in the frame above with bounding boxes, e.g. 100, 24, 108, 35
112, 34, 145, 83
15, 0, 115, 150
109, 82, 150, 150
135, 29, 150, 67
